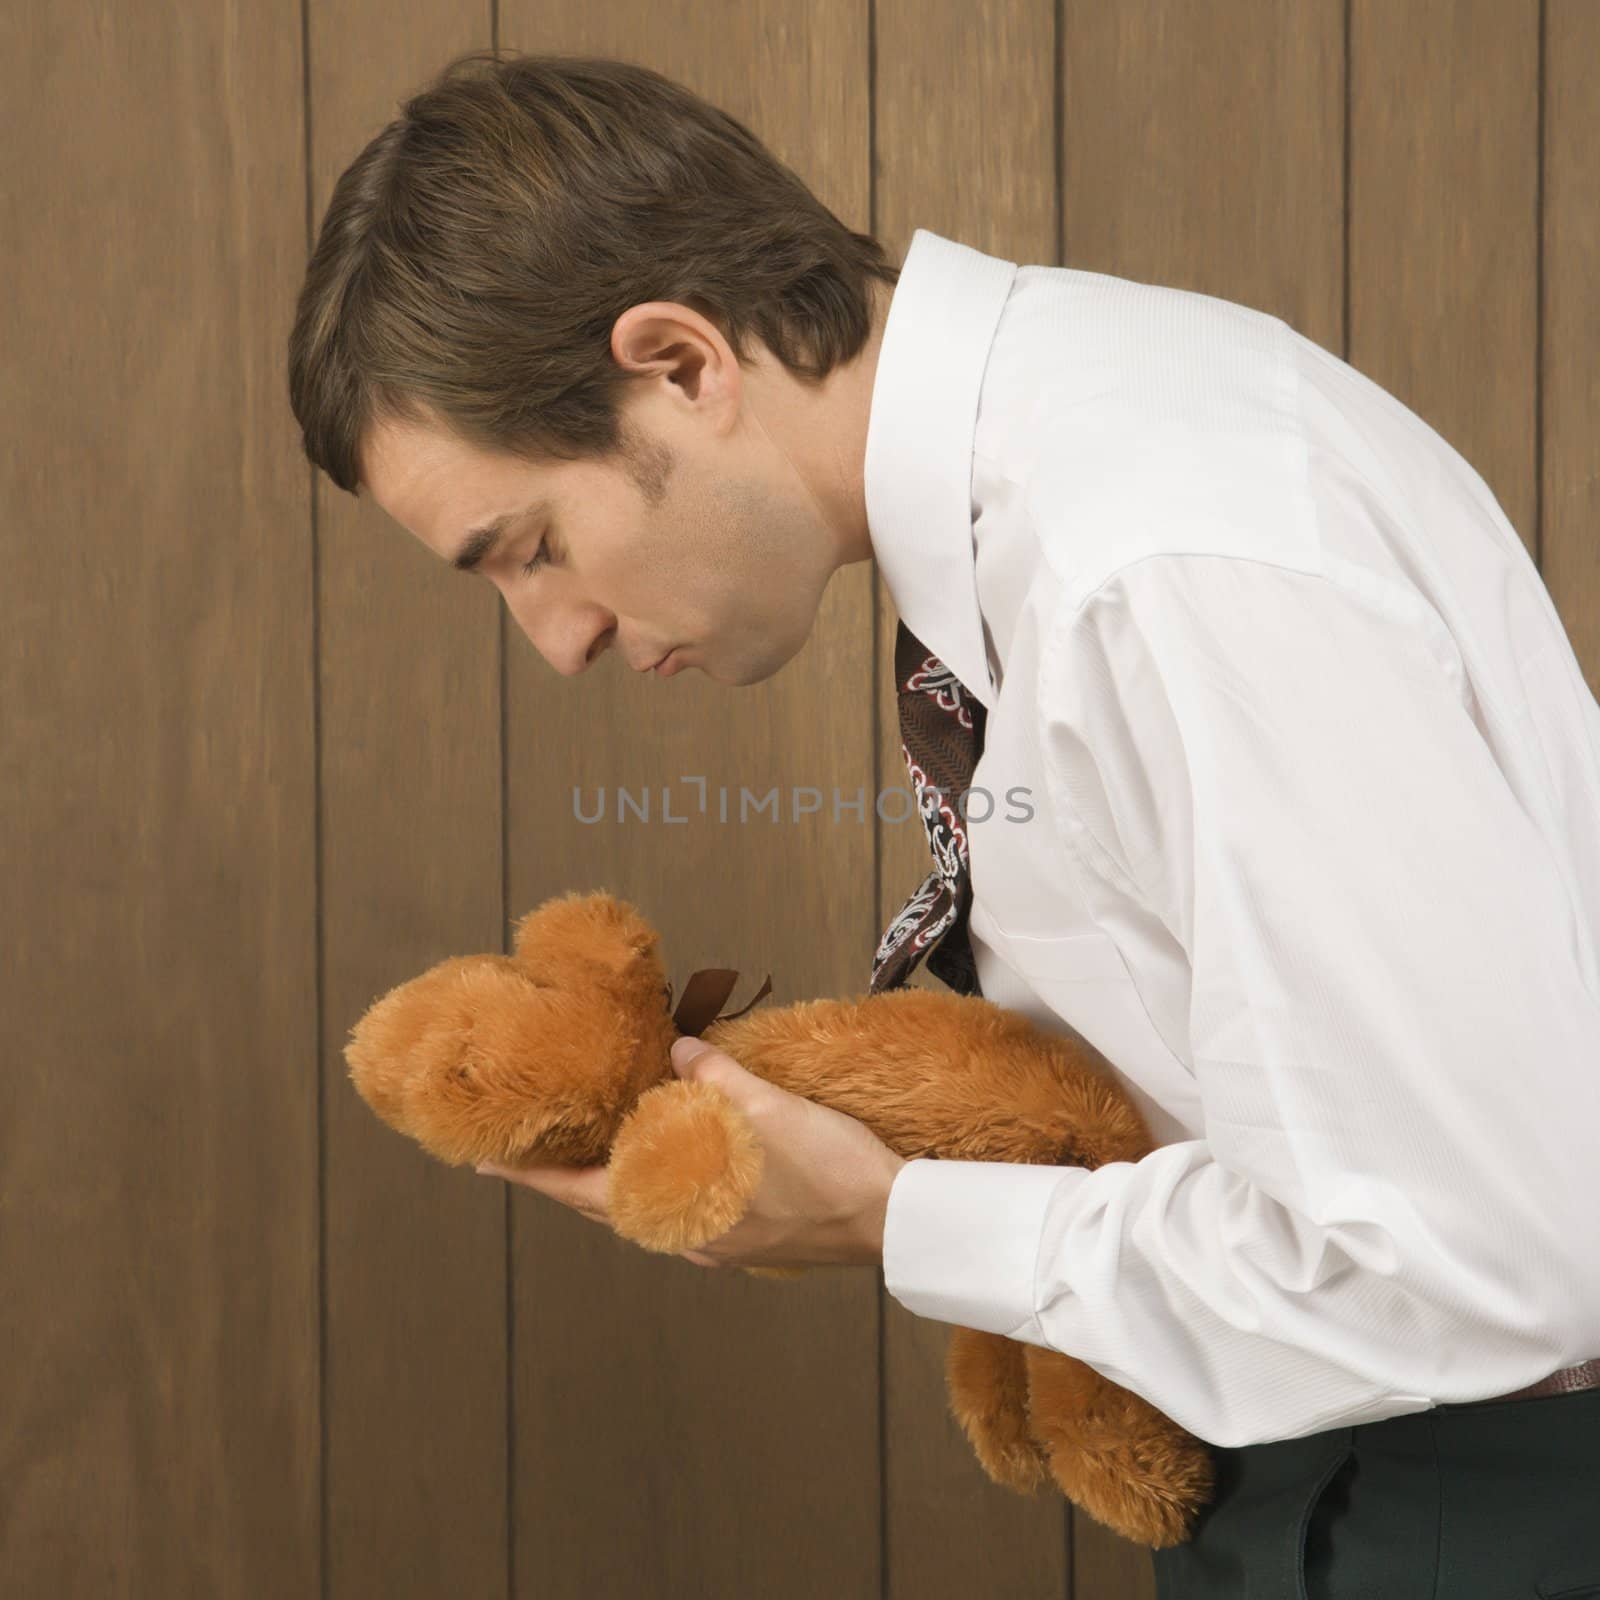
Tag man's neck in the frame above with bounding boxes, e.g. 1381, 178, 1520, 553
746, 274, 893, 574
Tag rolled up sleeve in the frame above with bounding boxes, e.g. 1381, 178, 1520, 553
882, 552, 1600, 1448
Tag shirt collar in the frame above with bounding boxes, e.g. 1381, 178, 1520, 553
863, 228, 1019, 711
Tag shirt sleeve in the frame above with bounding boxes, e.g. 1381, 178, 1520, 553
882, 552, 1600, 1448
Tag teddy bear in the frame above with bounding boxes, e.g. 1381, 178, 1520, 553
343, 888, 1215, 1549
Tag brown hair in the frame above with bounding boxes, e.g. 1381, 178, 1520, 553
287, 49, 900, 496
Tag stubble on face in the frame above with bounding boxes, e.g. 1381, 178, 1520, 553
616, 418, 676, 510
608, 404, 830, 686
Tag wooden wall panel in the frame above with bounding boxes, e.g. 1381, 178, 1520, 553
0, 2, 317, 1594
870, 5, 1070, 1596
1351, 0, 1541, 552
493, 10, 882, 1598
306, 7, 515, 1598
1542, 0, 1600, 687
1063, 0, 1345, 340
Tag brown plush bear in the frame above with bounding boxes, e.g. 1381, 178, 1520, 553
344, 889, 1215, 1548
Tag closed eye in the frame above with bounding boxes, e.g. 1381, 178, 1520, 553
521, 538, 549, 578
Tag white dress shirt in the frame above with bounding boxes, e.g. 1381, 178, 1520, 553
864, 228, 1600, 1450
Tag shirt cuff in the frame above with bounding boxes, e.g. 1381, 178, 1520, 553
882, 1157, 1086, 1343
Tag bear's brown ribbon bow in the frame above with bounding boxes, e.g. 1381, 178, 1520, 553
668, 968, 774, 1037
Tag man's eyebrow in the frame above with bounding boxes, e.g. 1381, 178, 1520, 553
452, 502, 543, 572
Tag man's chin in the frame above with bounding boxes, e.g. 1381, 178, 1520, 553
696, 637, 802, 687
718, 655, 783, 688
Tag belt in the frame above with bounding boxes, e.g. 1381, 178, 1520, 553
1454, 1357, 1600, 1407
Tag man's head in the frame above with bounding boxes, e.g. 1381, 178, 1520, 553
288, 50, 899, 685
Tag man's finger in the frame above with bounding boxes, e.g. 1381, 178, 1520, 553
476, 1161, 611, 1218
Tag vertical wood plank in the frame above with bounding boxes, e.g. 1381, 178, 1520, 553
306, 8, 516, 1597
1063, 0, 1345, 336
1060, 1, 1346, 1593
0, 2, 317, 1592
1350, 0, 1541, 550
1541, 0, 1600, 682
872, 3, 1070, 1597
490, 12, 883, 1597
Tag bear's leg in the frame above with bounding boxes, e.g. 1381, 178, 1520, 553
1022, 1345, 1215, 1550
943, 1326, 1049, 1493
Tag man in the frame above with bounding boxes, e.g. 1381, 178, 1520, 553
292, 51, 1600, 1596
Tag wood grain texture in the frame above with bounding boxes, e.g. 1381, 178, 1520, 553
1063, 0, 1345, 337
494, 7, 882, 1597
1351, 0, 1541, 551
307, 6, 513, 1598
0, 2, 317, 1594
1542, 0, 1600, 692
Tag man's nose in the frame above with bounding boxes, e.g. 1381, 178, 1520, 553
509, 599, 612, 677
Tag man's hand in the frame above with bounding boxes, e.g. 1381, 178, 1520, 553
475, 1034, 908, 1270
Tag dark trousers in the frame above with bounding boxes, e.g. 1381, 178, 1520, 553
1149, 1386, 1600, 1599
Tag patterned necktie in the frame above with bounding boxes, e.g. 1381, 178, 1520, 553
869, 620, 987, 997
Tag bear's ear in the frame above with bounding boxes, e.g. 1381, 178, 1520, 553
510, 889, 663, 988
